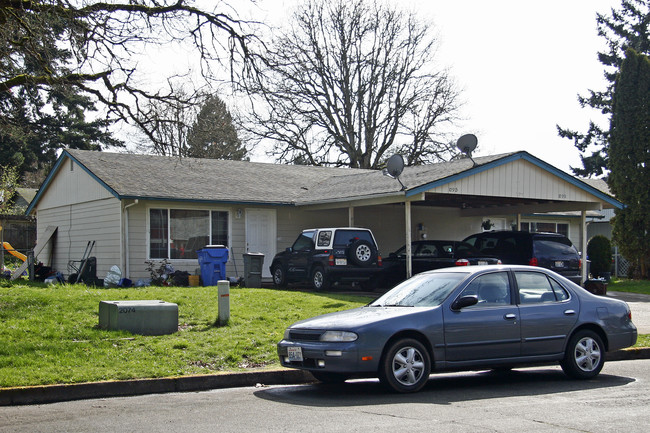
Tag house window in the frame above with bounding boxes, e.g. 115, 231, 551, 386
211, 211, 228, 246
520, 221, 569, 237
149, 209, 229, 259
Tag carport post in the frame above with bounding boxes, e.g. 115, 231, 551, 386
348, 206, 354, 227
405, 201, 412, 279
581, 210, 588, 284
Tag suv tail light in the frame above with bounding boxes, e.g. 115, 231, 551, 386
329, 254, 334, 266
378, 255, 382, 267
579, 258, 582, 269
455, 259, 470, 266
529, 257, 538, 266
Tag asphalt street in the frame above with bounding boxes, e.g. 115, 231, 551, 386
1, 360, 648, 432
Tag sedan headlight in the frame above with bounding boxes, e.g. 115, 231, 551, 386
283, 329, 291, 340
319, 331, 358, 342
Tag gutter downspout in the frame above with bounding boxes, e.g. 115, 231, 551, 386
123, 199, 139, 278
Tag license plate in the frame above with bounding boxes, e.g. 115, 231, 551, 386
555, 261, 565, 268
335, 258, 347, 266
288, 346, 303, 362
477, 260, 488, 265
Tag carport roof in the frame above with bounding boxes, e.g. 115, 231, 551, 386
28, 149, 622, 213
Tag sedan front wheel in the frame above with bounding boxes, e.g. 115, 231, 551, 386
379, 338, 430, 393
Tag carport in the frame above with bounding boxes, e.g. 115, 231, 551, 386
299, 152, 623, 283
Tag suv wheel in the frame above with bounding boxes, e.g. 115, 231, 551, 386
271, 264, 286, 287
349, 239, 376, 267
311, 266, 330, 291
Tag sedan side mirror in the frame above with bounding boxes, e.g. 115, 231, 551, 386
451, 295, 478, 311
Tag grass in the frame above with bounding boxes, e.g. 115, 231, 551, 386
0, 277, 648, 389
608, 279, 650, 296
0, 279, 372, 388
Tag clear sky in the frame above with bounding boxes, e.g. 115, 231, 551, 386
242, 0, 620, 176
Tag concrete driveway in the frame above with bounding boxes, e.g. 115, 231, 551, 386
607, 291, 650, 334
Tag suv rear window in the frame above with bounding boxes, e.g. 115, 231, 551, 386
534, 236, 577, 256
333, 230, 374, 247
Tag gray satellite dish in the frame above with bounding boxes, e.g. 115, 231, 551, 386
457, 134, 478, 155
383, 154, 406, 190
385, 154, 405, 178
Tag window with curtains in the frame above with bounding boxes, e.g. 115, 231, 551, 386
149, 209, 229, 259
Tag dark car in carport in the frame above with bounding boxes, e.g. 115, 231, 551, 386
378, 240, 501, 287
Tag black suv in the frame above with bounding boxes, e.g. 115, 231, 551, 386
462, 230, 582, 284
270, 228, 382, 290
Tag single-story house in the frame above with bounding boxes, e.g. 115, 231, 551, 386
26, 149, 623, 284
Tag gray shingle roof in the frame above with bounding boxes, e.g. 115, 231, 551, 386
65, 150, 517, 205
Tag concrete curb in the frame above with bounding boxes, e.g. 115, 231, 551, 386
0, 369, 314, 406
2, 348, 648, 406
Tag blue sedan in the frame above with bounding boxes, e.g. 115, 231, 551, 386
278, 265, 637, 393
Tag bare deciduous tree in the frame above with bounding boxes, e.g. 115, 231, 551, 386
241, 0, 461, 168
1, 0, 261, 158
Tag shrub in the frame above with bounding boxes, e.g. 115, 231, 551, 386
587, 235, 612, 277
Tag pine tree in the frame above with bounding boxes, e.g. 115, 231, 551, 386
558, 0, 650, 176
186, 96, 247, 160
608, 48, 650, 278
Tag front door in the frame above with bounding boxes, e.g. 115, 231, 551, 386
245, 209, 276, 278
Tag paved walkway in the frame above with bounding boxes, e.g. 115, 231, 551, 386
607, 291, 650, 334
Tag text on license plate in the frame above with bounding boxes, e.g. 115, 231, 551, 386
288, 346, 303, 362
555, 261, 565, 268
477, 260, 488, 265
335, 258, 347, 266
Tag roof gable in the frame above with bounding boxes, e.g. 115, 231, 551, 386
27, 149, 623, 214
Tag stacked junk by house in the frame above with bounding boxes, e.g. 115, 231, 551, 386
1, 226, 259, 288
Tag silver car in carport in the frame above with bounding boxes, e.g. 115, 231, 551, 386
278, 265, 637, 393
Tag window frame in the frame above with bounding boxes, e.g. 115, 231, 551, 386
520, 221, 570, 237
146, 206, 232, 261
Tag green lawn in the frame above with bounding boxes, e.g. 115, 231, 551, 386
0, 277, 647, 389
608, 279, 650, 295
0, 280, 372, 388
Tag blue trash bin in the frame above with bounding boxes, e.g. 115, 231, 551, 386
197, 245, 229, 286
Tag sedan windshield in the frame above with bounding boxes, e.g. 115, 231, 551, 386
370, 272, 467, 307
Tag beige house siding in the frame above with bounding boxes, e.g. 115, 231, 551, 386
428, 159, 596, 202
35, 198, 121, 279
37, 158, 115, 209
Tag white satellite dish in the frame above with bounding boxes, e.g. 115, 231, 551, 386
385, 154, 405, 178
456, 134, 478, 155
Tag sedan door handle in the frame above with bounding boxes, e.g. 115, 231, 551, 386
564, 309, 576, 316
504, 313, 517, 320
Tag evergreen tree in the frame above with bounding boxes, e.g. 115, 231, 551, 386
558, 0, 650, 177
608, 48, 650, 278
186, 96, 247, 160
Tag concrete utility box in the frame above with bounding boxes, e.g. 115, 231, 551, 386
99, 300, 178, 335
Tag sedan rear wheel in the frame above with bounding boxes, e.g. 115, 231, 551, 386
560, 329, 605, 379
379, 338, 430, 393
